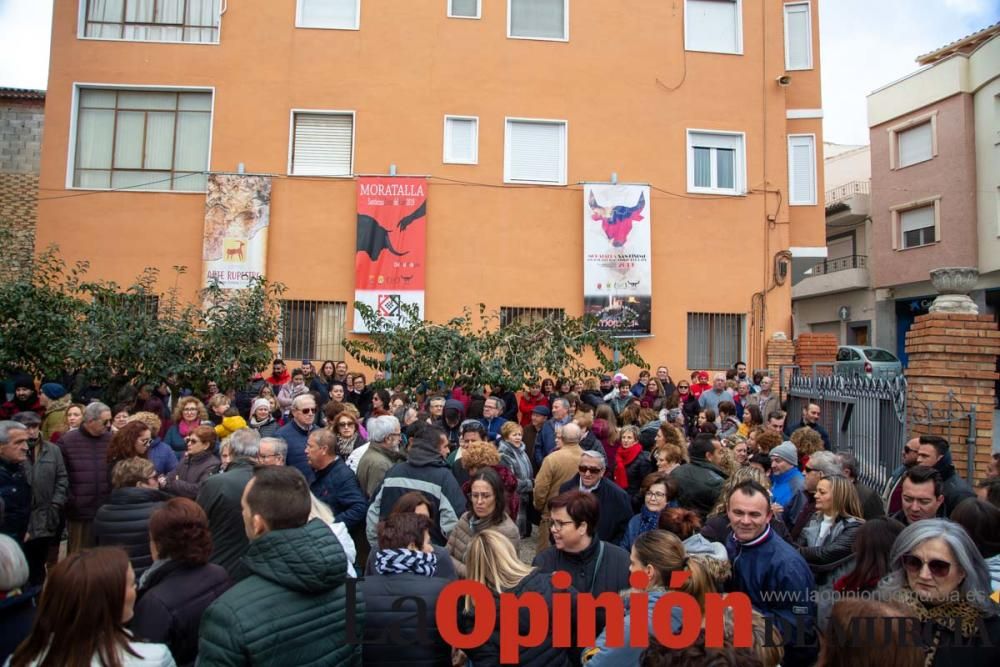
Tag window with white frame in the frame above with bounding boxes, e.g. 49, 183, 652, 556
504, 119, 567, 185
783, 2, 812, 70
449, 0, 480, 19
289, 112, 354, 177
443, 116, 478, 164
899, 205, 936, 249
685, 0, 742, 54
687, 130, 745, 195
72, 88, 211, 191
788, 134, 816, 205
82, 0, 221, 42
508, 0, 567, 40
296, 0, 360, 30
897, 122, 933, 168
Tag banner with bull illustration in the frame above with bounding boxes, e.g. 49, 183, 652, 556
202, 174, 271, 289
583, 183, 652, 336
353, 177, 427, 333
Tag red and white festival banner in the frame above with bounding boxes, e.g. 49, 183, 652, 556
354, 177, 428, 333
202, 174, 271, 289
583, 183, 652, 336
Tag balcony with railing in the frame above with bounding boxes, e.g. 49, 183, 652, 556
825, 180, 870, 227
793, 254, 871, 300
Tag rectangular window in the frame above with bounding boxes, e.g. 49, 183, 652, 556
72, 87, 211, 191
499, 306, 565, 328
788, 134, 816, 205
289, 111, 354, 177
687, 130, 745, 195
82, 0, 221, 43
94, 293, 160, 319
783, 2, 812, 70
687, 312, 744, 370
508, 0, 567, 41
296, 0, 360, 30
443, 116, 478, 164
685, 0, 742, 54
899, 205, 936, 249
281, 300, 348, 361
504, 118, 567, 185
897, 122, 933, 168
449, 0, 480, 19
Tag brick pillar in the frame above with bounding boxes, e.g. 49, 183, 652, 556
767, 334, 795, 400
905, 313, 1000, 484
793, 333, 839, 376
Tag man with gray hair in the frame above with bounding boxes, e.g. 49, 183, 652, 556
787, 450, 842, 539
533, 421, 584, 550
197, 428, 261, 578
0, 421, 31, 544
356, 415, 405, 498
257, 437, 287, 466
479, 395, 508, 443
699, 372, 734, 412
57, 401, 113, 553
275, 393, 318, 483
535, 396, 572, 466
558, 447, 631, 545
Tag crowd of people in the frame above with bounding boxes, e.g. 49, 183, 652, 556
1, 359, 999, 666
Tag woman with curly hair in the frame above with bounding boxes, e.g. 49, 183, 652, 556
129, 412, 176, 476
163, 397, 209, 459
106, 421, 154, 483
461, 441, 520, 522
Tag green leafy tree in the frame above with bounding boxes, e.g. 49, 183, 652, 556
344, 302, 646, 392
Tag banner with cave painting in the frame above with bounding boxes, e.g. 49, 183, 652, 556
202, 174, 271, 289
583, 183, 652, 336
353, 177, 427, 333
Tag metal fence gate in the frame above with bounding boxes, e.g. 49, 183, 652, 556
782, 366, 908, 491
909, 393, 977, 481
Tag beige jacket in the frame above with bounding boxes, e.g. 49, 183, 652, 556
533, 443, 584, 512
447, 511, 520, 577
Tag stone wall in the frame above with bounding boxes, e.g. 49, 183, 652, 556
0, 92, 45, 281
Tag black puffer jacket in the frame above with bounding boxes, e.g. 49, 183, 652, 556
360, 572, 452, 666
458, 569, 579, 667
57, 427, 113, 521
93, 486, 169, 577
670, 459, 727, 519
130, 560, 231, 667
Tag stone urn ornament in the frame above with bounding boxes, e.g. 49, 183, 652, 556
928, 267, 979, 314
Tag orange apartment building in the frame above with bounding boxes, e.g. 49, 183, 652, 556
36, 0, 826, 376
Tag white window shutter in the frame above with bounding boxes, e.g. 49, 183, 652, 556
299, 0, 358, 29
788, 135, 816, 205
686, 0, 739, 53
507, 121, 565, 183
510, 0, 566, 39
450, 0, 479, 18
898, 122, 932, 167
900, 206, 934, 233
444, 117, 477, 163
784, 3, 811, 70
292, 114, 353, 176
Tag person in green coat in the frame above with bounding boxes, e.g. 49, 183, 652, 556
197, 465, 363, 666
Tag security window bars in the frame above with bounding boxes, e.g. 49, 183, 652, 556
73, 88, 212, 191
94, 293, 160, 319
280, 300, 348, 361
499, 306, 565, 328
687, 312, 744, 370
83, 0, 221, 42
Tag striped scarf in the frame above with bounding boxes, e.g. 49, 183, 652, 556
374, 548, 438, 577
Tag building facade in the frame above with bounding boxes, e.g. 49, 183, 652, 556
0, 88, 46, 281
867, 24, 1000, 364
37, 1, 825, 375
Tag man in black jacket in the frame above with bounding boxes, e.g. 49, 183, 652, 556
670, 434, 728, 519
196, 428, 261, 579
0, 421, 31, 544
915, 435, 975, 515
558, 449, 631, 546
783, 402, 831, 451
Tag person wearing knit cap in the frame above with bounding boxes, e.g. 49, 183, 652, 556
0, 376, 44, 420
248, 398, 279, 438
38, 384, 72, 443
770, 441, 805, 515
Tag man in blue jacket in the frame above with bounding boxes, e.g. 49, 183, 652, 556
276, 394, 319, 483
304, 429, 366, 530
478, 395, 508, 443
725, 479, 817, 667
535, 397, 572, 466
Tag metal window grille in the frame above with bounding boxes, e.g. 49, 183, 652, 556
499, 306, 565, 328
94, 293, 160, 319
280, 300, 347, 361
687, 312, 745, 370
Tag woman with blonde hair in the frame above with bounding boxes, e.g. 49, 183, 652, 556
652, 442, 686, 475
796, 475, 863, 581
584, 529, 715, 666
458, 529, 576, 666
164, 397, 209, 458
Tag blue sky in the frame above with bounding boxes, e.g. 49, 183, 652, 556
1, 0, 998, 145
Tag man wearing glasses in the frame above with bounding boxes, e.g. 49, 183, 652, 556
276, 395, 319, 483
56, 401, 113, 554
882, 436, 922, 515
557, 449, 631, 545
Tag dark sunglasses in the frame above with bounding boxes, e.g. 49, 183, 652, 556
336, 421, 354, 428
579, 465, 603, 475
298, 407, 316, 414
900, 554, 952, 578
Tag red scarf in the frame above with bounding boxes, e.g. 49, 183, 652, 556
615, 445, 641, 488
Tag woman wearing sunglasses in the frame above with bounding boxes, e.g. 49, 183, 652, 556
879, 518, 1000, 666
163, 426, 220, 499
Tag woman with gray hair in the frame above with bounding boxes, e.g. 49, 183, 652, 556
0, 534, 37, 662
878, 518, 1000, 665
